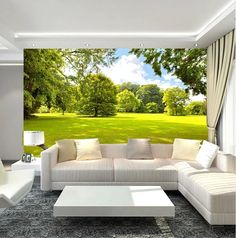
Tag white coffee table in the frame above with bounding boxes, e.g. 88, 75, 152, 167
54, 186, 175, 217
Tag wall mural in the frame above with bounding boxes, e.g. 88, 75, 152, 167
24, 48, 207, 155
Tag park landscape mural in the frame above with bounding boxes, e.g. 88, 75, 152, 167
24, 48, 208, 155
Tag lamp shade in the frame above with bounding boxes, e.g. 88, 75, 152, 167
24, 131, 45, 146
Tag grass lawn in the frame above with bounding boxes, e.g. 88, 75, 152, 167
24, 113, 207, 156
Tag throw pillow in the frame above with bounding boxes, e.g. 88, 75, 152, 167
196, 140, 219, 168
127, 138, 153, 159
75, 138, 102, 160
171, 138, 201, 160
56, 139, 77, 163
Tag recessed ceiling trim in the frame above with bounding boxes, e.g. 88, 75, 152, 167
196, 0, 236, 41
15, 32, 197, 38
0, 63, 23, 66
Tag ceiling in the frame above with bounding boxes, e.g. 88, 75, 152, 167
0, 0, 235, 63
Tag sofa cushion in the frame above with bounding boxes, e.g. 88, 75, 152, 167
100, 144, 173, 159
114, 158, 177, 182
213, 151, 236, 173
172, 138, 201, 160
151, 144, 173, 159
174, 161, 218, 191
100, 144, 126, 158
127, 139, 153, 159
175, 161, 236, 213
196, 140, 219, 168
51, 159, 113, 182
187, 172, 236, 213
75, 138, 102, 160
56, 139, 76, 163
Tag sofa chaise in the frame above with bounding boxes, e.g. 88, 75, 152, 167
41, 143, 236, 225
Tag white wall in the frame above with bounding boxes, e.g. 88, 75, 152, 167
219, 60, 236, 155
0, 65, 23, 160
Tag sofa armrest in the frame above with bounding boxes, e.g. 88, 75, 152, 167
213, 151, 236, 173
40, 144, 58, 191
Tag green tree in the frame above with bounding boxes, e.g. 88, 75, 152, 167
136, 84, 164, 112
24, 49, 117, 118
146, 102, 158, 113
163, 87, 189, 116
185, 101, 206, 115
78, 74, 117, 117
62, 49, 117, 82
54, 82, 77, 115
117, 82, 140, 94
117, 89, 140, 112
131, 48, 207, 95
24, 49, 65, 118
135, 101, 146, 113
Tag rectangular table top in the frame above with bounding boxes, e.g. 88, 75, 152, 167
54, 185, 175, 217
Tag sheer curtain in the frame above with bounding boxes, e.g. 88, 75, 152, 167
207, 30, 235, 144
220, 60, 236, 155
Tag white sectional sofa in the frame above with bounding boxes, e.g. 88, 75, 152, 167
0, 159, 34, 208
41, 143, 236, 225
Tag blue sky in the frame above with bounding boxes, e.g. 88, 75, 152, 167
101, 48, 186, 90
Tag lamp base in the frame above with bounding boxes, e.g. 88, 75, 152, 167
38, 144, 48, 150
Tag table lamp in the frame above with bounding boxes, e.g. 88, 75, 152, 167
24, 131, 48, 150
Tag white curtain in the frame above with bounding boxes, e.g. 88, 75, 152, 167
207, 30, 235, 144
220, 60, 236, 155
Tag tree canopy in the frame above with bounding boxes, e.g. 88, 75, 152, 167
117, 89, 140, 112
117, 82, 140, 94
136, 84, 164, 112
130, 48, 207, 95
24, 49, 117, 118
185, 101, 206, 115
78, 73, 117, 117
146, 102, 158, 113
24, 49, 65, 118
163, 87, 189, 116
62, 49, 117, 82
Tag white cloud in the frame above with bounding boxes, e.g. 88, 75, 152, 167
163, 73, 182, 83
163, 74, 174, 81
189, 90, 206, 102
101, 54, 187, 91
101, 54, 149, 85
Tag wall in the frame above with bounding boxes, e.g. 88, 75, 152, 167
0, 65, 23, 160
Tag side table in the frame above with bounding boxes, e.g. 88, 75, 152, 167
11, 157, 41, 176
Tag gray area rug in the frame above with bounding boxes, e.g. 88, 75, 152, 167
0, 178, 235, 238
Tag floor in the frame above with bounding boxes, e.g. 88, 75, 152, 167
0, 176, 235, 238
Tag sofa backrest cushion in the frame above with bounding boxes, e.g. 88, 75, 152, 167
171, 138, 201, 160
127, 139, 153, 159
56, 139, 76, 163
213, 151, 236, 173
151, 144, 173, 158
100, 144, 173, 159
101, 144, 126, 158
75, 138, 102, 160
